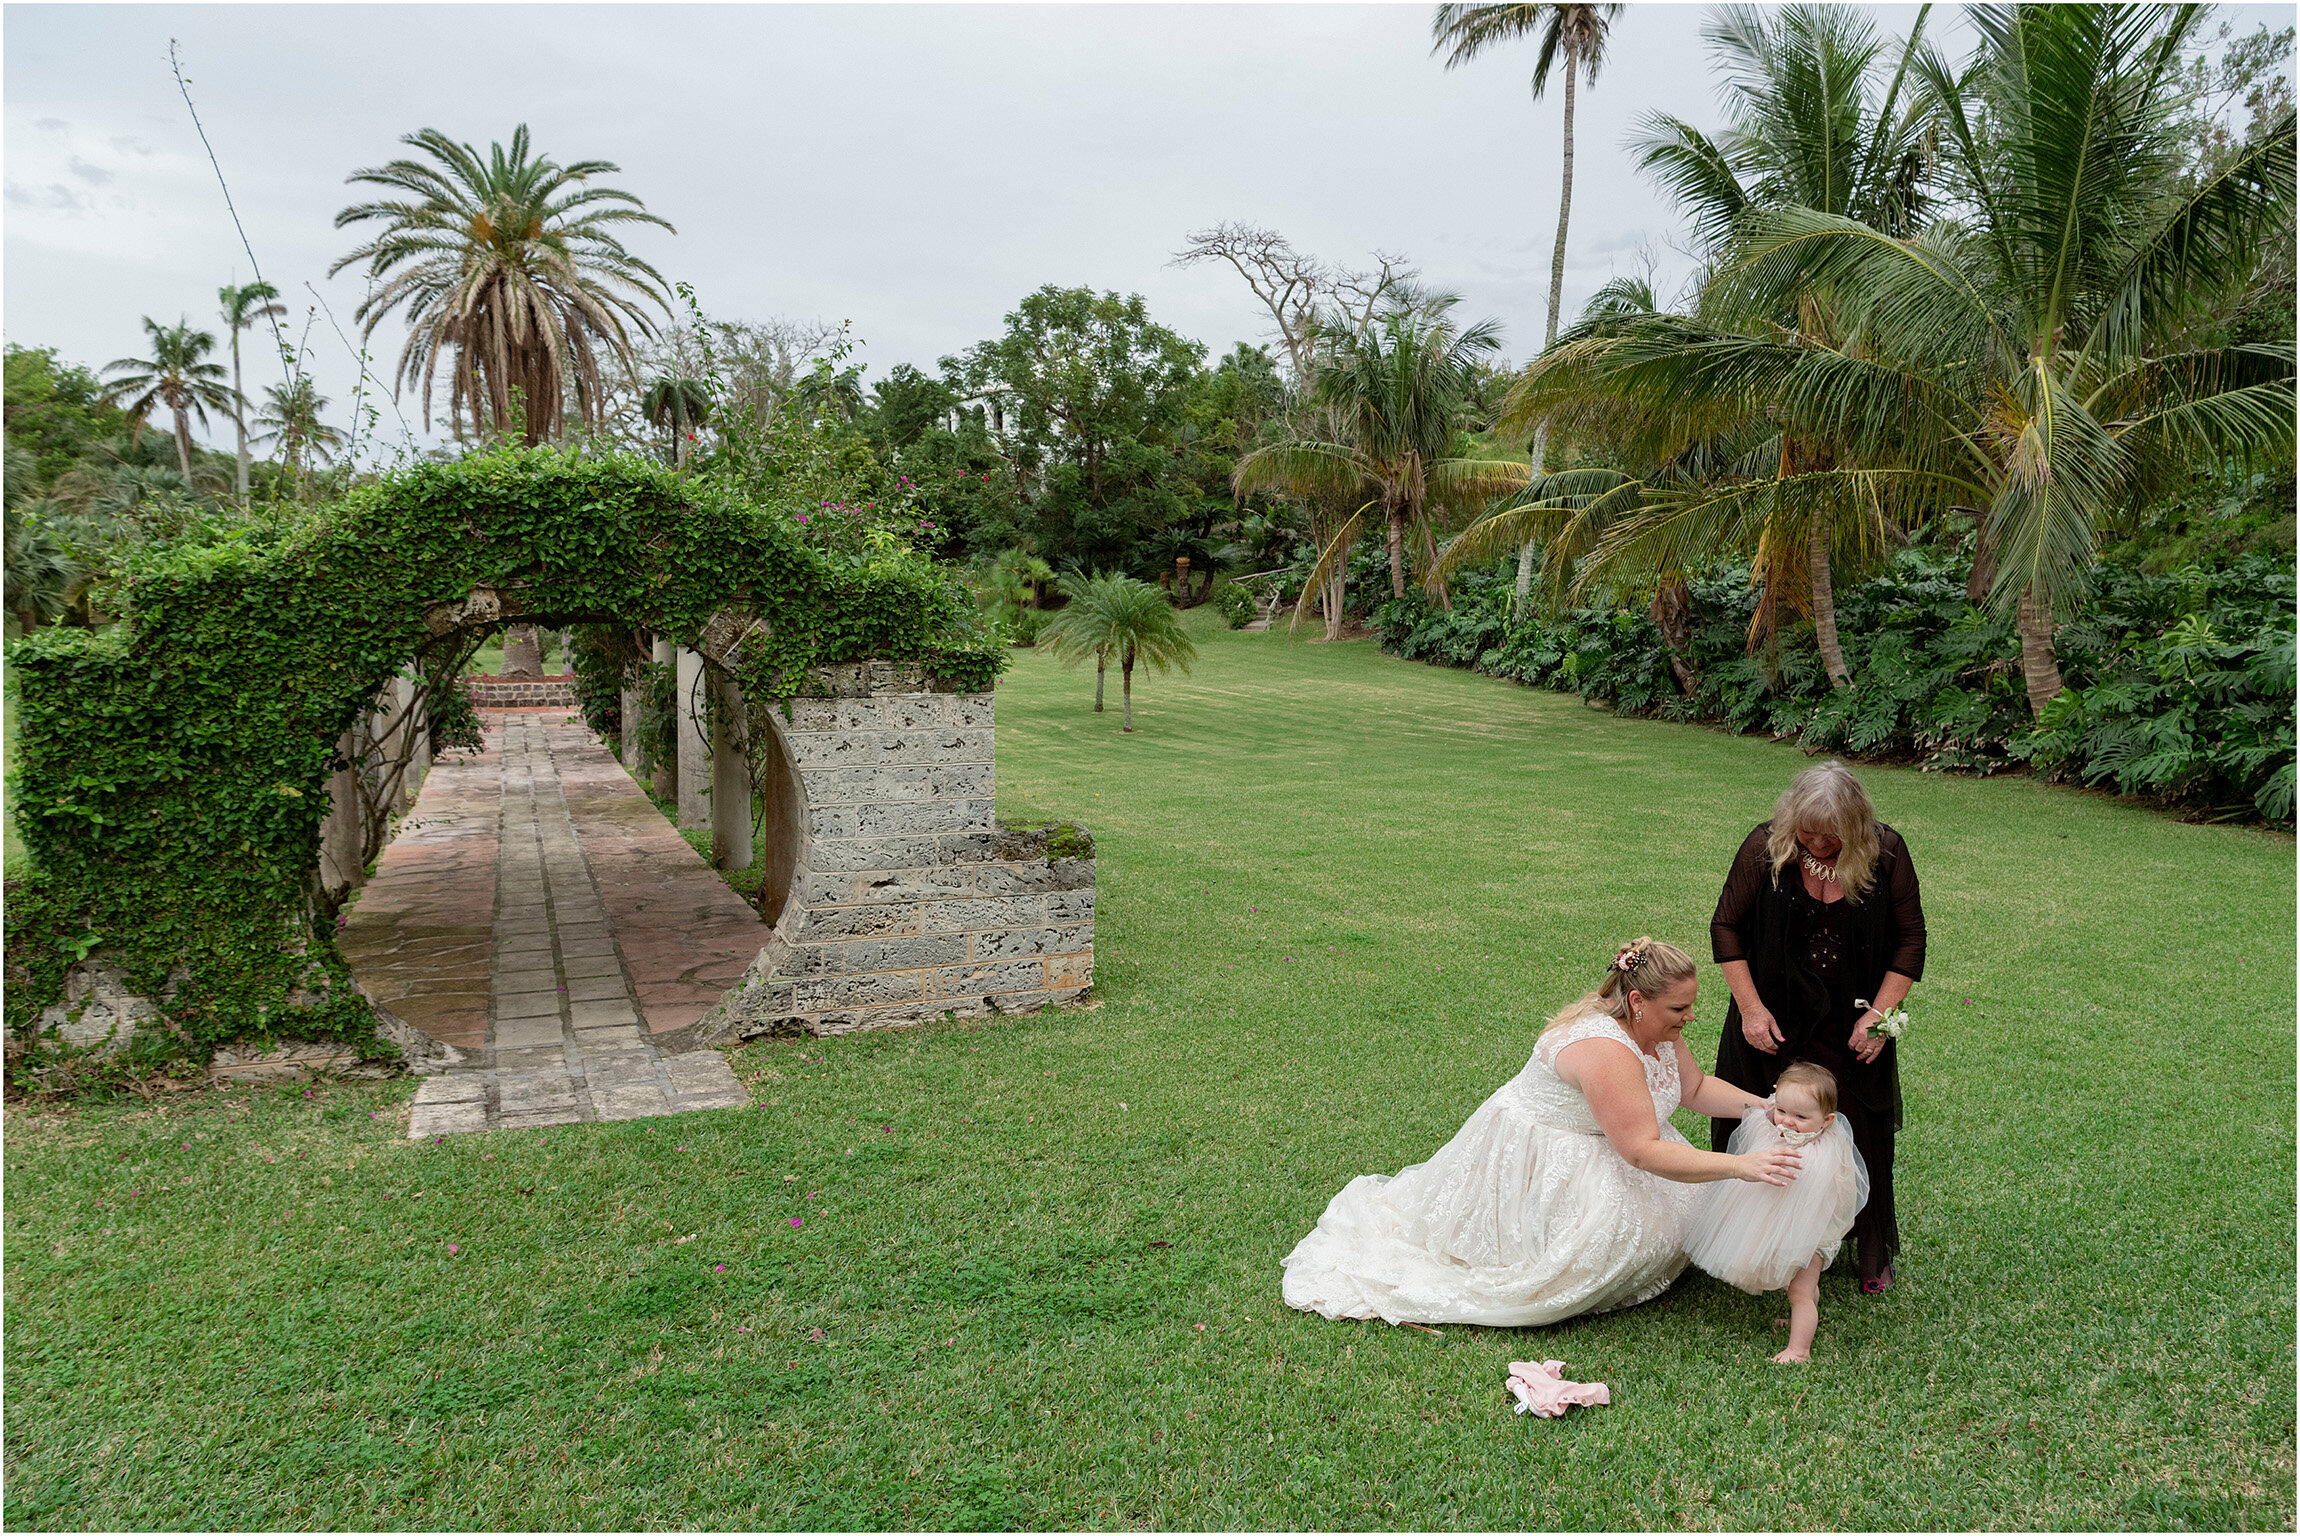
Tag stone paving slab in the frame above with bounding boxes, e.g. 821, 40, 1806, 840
344, 710, 754, 1137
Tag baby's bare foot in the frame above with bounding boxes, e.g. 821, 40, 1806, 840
1771, 1317, 1790, 1329
1769, 1346, 1809, 1364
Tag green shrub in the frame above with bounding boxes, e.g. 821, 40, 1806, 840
1215, 582, 1261, 629
1375, 548, 2296, 824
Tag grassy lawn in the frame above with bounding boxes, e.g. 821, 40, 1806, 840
5, 619, 2292, 1529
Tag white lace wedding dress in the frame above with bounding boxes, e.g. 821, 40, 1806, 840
1281, 1015, 1700, 1327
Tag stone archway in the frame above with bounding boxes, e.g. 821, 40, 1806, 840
6, 448, 1091, 1089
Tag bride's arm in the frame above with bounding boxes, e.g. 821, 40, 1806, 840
1673, 1041, 1772, 1121
1556, 1039, 1798, 1187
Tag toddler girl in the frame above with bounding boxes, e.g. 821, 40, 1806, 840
1685, 1060, 1869, 1363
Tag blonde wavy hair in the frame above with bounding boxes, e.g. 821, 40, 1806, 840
1544, 936, 1698, 1034
1767, 761, 1881, 900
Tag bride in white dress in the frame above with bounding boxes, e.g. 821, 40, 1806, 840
1283, 937, 1802, 1328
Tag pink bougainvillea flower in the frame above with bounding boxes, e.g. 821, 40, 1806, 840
789, 1217, 803, 1228
1192, 1323, 1207, 1332
446, 1243, 460, 1255
715, 1264, 727, 1272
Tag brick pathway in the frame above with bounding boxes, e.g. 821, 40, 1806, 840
343, 710, 753, 1137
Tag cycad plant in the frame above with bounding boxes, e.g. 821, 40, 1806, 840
1038, 572, 1197, 731
333, 124, 675, 444
1235, 291, 1519, 624
101, 318, 236, 478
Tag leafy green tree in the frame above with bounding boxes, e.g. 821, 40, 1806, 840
101, 318, 236, 478
218, 281, 285, 497
5, 346, 132, 487
867, 363, 957, 451
946, 286, 1205, 568
641, 376, 711, 468
332, 124, 675, 444
1038, 572, 1197, 730
1235, 291, 1516, 607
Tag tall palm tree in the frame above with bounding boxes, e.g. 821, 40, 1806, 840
332, 124, 675, 445
218, 281, 285, 497
640, 375, 711, 468
1432, 2, 1622, 605
1235, 292, 1516, 617
253, 378, 346, 497
1039, 572, 1197, 731
101, 318, 235, 478
1712, 2, 2296, 715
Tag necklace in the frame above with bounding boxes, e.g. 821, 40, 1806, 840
1801, 852, 1840, 886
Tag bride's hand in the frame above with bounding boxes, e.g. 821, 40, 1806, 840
1737, 1147, 1801, 1186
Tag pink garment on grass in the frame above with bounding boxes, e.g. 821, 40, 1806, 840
1505, 1359, 1610, 1417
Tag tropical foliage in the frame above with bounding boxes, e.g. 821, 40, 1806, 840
333, 124, 675, 443
1038, 571, 1198, 730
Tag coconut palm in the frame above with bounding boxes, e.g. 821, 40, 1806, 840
332, 124, 675, 444
253, 377, 346, 496
1432, 2, 1622, 604
640, 375, 711, 468
1235, 292, 1517, 617
1038, 572, 1197, 731
218, 281, 285, 497
101, 318, 236, 478
1708, 2, 2296, 714
1498, 2, 1942, 686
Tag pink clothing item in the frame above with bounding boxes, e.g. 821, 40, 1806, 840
1505, 1359, 1611, 1417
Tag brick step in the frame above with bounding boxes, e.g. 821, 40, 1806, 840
465, 674, 578, 707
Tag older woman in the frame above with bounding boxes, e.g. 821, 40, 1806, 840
1710, 761, 1925, 1293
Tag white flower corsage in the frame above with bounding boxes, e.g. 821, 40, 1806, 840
1856, 1000, 1909, 1041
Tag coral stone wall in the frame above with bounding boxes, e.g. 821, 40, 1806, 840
691, 663, 1095, 1040
463, 675, 579, 707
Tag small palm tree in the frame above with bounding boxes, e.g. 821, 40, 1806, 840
1039, 572, 1197, 731
1235, 291, 1518, 613
253, 377, 346, 497
218, 281, 285, 497
332, 124, 675, 443
640, 375, 711, 467
101, 318, 236, 478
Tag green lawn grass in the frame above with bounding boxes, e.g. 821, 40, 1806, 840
5, 619, 2292, 1529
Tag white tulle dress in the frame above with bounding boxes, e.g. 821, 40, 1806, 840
1281, 1015, 1700, 1328
1685, 1105, 1869, 1293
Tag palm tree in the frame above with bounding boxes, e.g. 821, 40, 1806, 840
1235, 292, 1517, 617
5, 500, 81, 636
640, 375, 711, 468
101, 318, 236, 478
332, 124, 675, 445
1039, 572, 1197, 731
253, 377, 346, 497
1432, 2, 1622, 605
218, 281, 285, 497
1711, 2, 2296, 715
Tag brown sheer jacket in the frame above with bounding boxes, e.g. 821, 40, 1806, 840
1709, 821, 1925, 1132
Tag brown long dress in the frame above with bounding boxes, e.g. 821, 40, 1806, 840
1709, 821, 1925, 1286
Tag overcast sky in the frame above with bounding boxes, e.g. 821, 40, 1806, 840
4, 2, 2284, 462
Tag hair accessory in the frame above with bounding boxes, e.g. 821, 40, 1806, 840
1611, 939, 1652, 974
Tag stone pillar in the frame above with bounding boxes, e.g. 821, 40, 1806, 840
319, 727, 365, 896
619, 640, 645, 774
649, 636, 676, 801
676, 645, 710, 830
711, 671, 753, 871
403, 674, 432, 808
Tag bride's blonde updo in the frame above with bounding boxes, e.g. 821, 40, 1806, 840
1543, 936, 1698, 1034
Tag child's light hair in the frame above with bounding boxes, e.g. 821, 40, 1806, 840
1544, 936, 1697, 1033
1767, 760, 1881, 900
1774, 1060, 1839, 1116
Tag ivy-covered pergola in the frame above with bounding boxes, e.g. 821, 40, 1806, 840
5, 448, 1001, 1072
